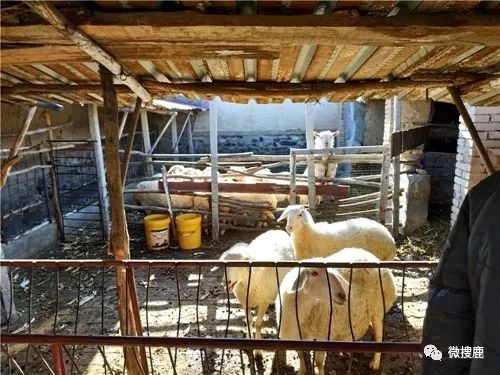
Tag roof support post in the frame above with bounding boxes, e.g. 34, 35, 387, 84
25, 1, 152, 102
305, 103, 317, 217
391, 96, 401, 237
121, 97, 142, 188
140, 110, 154, 176
88, 103, 111, 239
448, 86, 495, 175
210, 98, 220, 241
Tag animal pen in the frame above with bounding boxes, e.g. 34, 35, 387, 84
1, 1, 499, 375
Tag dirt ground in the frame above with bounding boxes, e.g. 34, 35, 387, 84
1, 213, 449, 375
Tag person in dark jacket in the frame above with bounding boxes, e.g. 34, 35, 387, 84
422, 170, 500, 374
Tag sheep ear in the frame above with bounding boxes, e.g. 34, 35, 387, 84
331, 130, 340, 137
313, 131, 321, 138
288, 270, 307, 295
277, 207, 291, 222
328, 270, 349, 305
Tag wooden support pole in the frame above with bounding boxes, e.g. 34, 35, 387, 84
140, 110, 154, 176
44, 111, 65, 240
448, 86, 496, 175
289, 153, 297, 204
187, 114, 194, 160
305, 103, 316, 215
0, 106, 36, 188
100, 65, 148, 375
210, 99, 220, 241
149, 112, 177, 154
379, 146, 391, 224
121, 97, 142, 188
171, 114, 178, 154
26, 1, 152, 102
118, 112, 129, 139
173, 111, 192, 152
88, 103, 111, 240
392, 97, 401, 237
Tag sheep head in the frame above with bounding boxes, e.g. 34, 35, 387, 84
287, 266, 348, 305
277, 205, 312, 234
313, 130, 340, 149
217, 243, 251, 293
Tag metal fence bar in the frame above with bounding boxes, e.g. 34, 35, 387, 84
2, 334, 423, 352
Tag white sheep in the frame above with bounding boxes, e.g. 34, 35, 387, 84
133, 180, 194, 209
277, 248, 396, 374
277, 205, 396, 261
217, 230, 294, 356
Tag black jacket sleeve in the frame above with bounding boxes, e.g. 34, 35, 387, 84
422, 195, 475, 374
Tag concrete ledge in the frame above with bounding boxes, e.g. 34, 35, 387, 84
1, 222, 58, 259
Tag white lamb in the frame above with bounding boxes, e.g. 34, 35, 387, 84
277, 248, 396, 374
277, 205, 396, 261
217, 230, 294, 356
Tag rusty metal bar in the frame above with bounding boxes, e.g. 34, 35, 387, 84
3, 334, 422, 353
0, 259, 438, 269
50, 344, 66, 375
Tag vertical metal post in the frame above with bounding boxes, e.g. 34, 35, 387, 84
171, 115, 179, 154
187, 114, 194, 161
210, 99, 220, 241
305, 103, 316, 216
289, 152, 297, 204
88, 104, 110, 239
38, 152, 52, 223
51, 344, 66, 375
392, 97, 401, 237
140, 110, 154, 176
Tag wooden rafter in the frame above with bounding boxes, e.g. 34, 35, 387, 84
3, 12, 500, 47
25, 1, 152, 102
3, 75, 495, 99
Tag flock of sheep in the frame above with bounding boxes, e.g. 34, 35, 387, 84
132, 130, 341, 230
218, 205, 397, 374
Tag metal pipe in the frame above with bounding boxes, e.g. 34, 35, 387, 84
4, 334, 422, 353
0, 259, 438, 269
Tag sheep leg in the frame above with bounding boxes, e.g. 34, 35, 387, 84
314, 351, 326, 375
253, 306, 266, 358
369, 317, 383, 371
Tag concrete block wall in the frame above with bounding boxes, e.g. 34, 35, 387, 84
451, 106, 500, 224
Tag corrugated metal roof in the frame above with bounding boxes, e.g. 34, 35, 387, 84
0, 0, 499, 107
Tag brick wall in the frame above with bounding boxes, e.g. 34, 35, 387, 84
451, 106, 500, 224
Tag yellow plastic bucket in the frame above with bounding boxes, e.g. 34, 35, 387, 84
175, 213, 202, 250
144, 214, 171, 250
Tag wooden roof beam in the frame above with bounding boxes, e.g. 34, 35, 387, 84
4, 12, 500, 47
25, 1, 152, 102
2, 77, 483, 100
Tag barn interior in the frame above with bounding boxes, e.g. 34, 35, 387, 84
1, 1, 499, 374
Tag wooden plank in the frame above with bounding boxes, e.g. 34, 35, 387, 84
276, 45, 301, 82
303, 45, 337, 81
157, 180, 350, 197
391, 126, 430, 157
323, 45, 360, 80
392, 97, 401, 237
226, 58, 245, 81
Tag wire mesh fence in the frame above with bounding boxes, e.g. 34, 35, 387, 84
49, 141, 103, 241
1, 259, 436, 375
1, 152, 52, 242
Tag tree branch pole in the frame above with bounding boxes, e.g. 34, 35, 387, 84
448, 86, 496, 175
0, 106, 37, 188
121, 97, 142, 188
210, 98, 220, 241
44, 110, 65, 240
100, 65, 148, 375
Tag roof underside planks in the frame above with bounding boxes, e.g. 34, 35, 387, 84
0, 0, 499, 108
